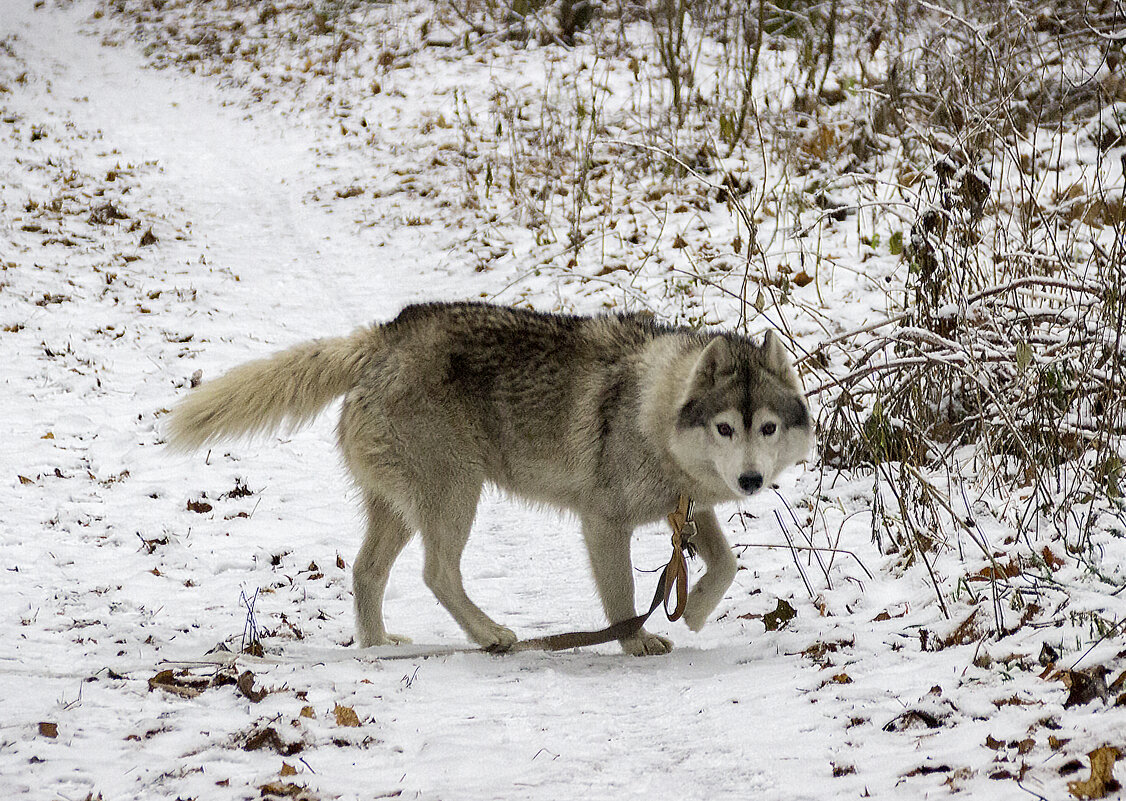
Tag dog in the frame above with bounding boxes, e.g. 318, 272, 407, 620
167, 302, 814, 655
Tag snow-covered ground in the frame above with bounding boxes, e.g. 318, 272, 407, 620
3, 1, 1125, 799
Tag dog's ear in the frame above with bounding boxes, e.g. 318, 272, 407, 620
690, 337, 735, 390
676, 338, 734, 429
761, 330, 800, 388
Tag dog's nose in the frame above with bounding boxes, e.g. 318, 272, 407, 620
738, 472, 763, 494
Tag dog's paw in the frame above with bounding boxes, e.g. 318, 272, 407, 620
681, 597, 710, 632
621, 630, 673, 656
476, 624, 518, 653
358, 632, 413, 647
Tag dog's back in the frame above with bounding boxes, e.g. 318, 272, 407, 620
341, 302, 692, 519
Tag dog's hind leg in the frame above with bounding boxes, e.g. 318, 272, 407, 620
581, 515, 673, 656
417, 482, 517, 651
681, 505, 737, 632
352, 492, 415, 647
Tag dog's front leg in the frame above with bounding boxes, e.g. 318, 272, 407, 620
581, 515, 673, 656
681, 505, 737, 631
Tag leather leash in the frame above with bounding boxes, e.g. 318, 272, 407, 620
503, 495, 697, 653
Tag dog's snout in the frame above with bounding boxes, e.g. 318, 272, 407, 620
738, 472, 763, 494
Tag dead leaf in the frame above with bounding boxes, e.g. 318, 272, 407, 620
148, 669, 204, 698
88, 201, 128, 225
334, 704, 361, 727
41, 432, 54, 440
18, 475, 34, 485
993, 695, 1037, 708
1042, 546, 1066, 570
280, 762, 298, 777
237, 670, 268, 703
243, 727, 303, 756
1069, 746, 1122, 799
299, 706, 316, 719
38, 722, 57, 738
187, 498, 213, 514
763, 599, 797, 631
883, 710, 942, 732
792, 270, 814, 288
941, 608, 983, 648
1063, 667, 1110, 708
258, 780, 316, 799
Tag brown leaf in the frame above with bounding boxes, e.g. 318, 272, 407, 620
258, 780, 315, 799
1063, 667, 1110, 708
1042, 546, 1066, 570
187, 498, 213, 514
763, 599, 797, 631
883, 710, 942, 732
280, 762, 298, 777
792, 270, 814, 288
299, 706, 316, 719
237, 670, 268, 703
38, 722, 58, 738
18, 475, 34, 485
993, 695, 1037, 708
334, 704, 361, 727
243, 727, 303, 756
1069, 746, 1122, 799
148, 669, 203, 698
941, 608, 983, 648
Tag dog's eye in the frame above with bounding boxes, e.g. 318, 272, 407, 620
716, 422, 734, 438
761, 422, 777, 437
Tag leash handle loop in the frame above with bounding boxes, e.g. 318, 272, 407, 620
663, 495, 696, 622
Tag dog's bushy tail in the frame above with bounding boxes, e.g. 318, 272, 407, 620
166, 326, 379, 451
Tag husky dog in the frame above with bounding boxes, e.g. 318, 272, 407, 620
167, 302, 813, 655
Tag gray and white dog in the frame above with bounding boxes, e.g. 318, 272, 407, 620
168, 302, 814, 655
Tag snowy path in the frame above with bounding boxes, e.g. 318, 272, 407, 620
0, 4, 824, 799
1, 3, 1097, 800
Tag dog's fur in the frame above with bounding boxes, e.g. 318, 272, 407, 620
168, 302, 814, 655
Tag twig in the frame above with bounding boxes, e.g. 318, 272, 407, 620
774, 510, 815, 599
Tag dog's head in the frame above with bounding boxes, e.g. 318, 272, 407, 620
670, 331, 814, 499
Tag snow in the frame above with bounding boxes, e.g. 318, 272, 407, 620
3, 1, 1126, 799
